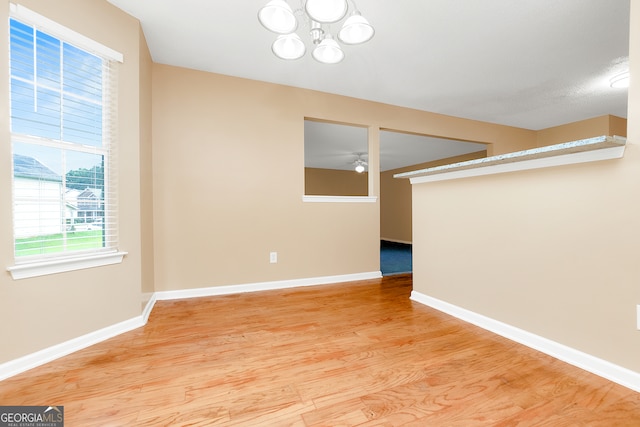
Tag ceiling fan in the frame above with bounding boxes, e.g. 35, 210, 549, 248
352, 153, 367, 173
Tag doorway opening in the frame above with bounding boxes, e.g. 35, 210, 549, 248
380, 240, 412, 276
379, 130, 488, 275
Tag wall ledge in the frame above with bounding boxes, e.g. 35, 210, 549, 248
395, 135, 626, 184
411, 290, 640, 394
0, 271, 381, 381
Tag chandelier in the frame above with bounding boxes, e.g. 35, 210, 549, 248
258, 0, 375, 64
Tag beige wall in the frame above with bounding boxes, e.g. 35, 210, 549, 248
151, 64, 536, 292
151, 66, 380, 291
537, 114, 627, 147
305, 168, 368, 196
381, 151, 487, 243
410, 6, 639, 373
0, 0, 151, 364
609, 114, 628, 138
382, 115, 628, 245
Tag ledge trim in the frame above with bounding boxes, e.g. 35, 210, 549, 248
395, 136, 626, 184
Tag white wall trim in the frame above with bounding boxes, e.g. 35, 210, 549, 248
407, 146, 625, 184
394, 136, 626, 184
10, 3, 124, 63
0, 313, 145, 381
0, 293, 157, 381
410, 290, 640, 393
302, 195, 378, 203
155, 271, 382, 301
141, 293, 157, 323
7, 251, 128, 280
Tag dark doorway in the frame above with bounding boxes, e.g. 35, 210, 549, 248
380, 240, 412, 276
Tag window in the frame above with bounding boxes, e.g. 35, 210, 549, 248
7, 5, 124, 278
303, 118, 376, 203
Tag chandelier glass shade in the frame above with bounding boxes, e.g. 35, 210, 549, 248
258, 0, 298, 34
305, 0, 348, 23
272, 33, 306, 59
311, 34, 344, 64
338, 12, 375, 44
258, 0, 374, 64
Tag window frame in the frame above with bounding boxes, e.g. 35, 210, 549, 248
6, 4, 126, 280
303, 118, 377, 202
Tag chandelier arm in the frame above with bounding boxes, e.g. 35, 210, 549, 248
293, 0, 308, 28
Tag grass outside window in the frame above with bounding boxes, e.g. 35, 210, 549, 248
16, 230, 104, 257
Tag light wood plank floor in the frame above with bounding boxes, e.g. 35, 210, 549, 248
1, 274, 639, 426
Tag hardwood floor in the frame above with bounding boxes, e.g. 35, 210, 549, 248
1, 274, 639, 426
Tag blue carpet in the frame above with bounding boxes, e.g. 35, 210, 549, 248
380, 240, 412, 276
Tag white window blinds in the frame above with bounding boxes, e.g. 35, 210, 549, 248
9, 9, 121, 262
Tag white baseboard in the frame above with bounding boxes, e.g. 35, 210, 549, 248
0, 294, 158, 382
155, 271, 382, 301
0, 315, 144, 382
141, 292, 157, 323
410, 291, 640, 393
0, 272, 381, 381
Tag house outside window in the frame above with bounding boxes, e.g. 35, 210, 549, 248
8, 5, 124, 278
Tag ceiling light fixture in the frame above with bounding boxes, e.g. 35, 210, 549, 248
272, 33, 306, 59
610, 71, 630, 89
258, 0, 374, 64
353, 153, 367, 173
258, 0, 298, 34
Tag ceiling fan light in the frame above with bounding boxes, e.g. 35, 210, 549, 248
312, 35, 344, 64
338, 13, 374, 44
305, 0, 348, 23
610, 71, 630, 88
353, 154, 367, 173
258, 0, 297, 34
272, 33, 306, 60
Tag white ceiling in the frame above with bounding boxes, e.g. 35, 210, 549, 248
304, 120, 486, 171
107, 0, 630, 170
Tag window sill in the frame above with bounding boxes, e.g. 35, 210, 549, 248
7, 251, 127, 280
303, 195, 378, 203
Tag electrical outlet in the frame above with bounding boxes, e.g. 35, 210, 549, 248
270, 252, 277, 264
